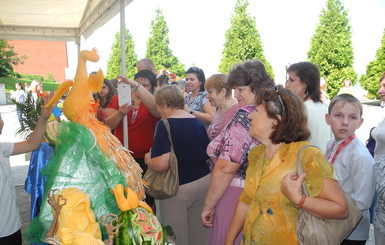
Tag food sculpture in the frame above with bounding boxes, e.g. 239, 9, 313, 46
43, 186, 165, 245
110, 184, 165, 245
25, 49, 145, 243
45, 48, 144, 198
44, 188, 108, 245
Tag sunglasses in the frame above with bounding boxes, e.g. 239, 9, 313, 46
272, 84, 286, 117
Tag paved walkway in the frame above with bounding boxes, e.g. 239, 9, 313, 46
1, 103, 381, 244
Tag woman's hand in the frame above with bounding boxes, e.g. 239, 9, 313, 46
116, 75, 137, 87
201, 207, 215, 227
281, 172, 306, 205
41, 92, 58, 120
118, 103, 133, 117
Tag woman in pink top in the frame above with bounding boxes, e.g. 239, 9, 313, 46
205, 74, 238, 141
201, 60, 275, 245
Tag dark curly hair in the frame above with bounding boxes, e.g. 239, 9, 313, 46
228, 59, 274, 93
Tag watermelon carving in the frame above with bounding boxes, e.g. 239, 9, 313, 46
110, 184, 166, 244
114, 207, 165, 245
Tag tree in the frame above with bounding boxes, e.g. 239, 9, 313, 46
145, 9, 185, 77
360, 28, 385, 98
0, 40, 27, 77
106, 29, 138, 79
218, 0, 274, 77
307, 0, 356, 98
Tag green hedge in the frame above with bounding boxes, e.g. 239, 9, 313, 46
0, 77, 60, 93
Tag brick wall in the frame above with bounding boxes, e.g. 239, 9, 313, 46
8, 40, 68, 82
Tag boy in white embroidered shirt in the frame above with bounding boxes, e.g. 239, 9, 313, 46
0, 93, 56, 244
325, 93, 375, 245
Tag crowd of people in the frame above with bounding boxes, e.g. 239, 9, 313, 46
2, 57, 385, 245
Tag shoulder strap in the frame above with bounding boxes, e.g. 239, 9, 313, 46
296, 144, 319, 195
162, 119, 174, 150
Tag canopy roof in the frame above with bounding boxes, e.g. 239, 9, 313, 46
0, 0, 132, 42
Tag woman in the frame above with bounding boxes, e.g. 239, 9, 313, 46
205, 74, 238, 140
106, 70, 160, 166
95, 78, 116, 122
226, 85, 348, 245
156, 74, 170, 89
30, 80, 43, 101
105, 70, 160, 208
201, 60, 274, 245
338, 79, 354, 95
372, 72, 385, 244
144, 85, 211, 245
285, 62, 332, 153
97, 79, 116, 108
11, 82, 26, 129
184, 67, 216, 126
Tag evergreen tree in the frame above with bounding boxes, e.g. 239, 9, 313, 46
145, 9, 185, 77
360, 28, 385, 98
106, 29, 137, 79
218, 0, 274, 77
307, 0, 356, 98
0, 40, 27, 77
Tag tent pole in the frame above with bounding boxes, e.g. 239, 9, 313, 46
120, 0, 129, 150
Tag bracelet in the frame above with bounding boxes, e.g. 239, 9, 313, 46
295, 194, 306, 209
133, 82, 141, 90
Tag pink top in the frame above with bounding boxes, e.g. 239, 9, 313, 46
207, 104, 239, 141
206, 105, 258, 184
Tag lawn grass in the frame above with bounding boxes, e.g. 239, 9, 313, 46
361, 100, 381, 106
0, 76, 60, 93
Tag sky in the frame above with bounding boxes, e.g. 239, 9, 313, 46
67, 0, 385, 84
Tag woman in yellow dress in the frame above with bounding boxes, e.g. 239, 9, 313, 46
226, 85, 348, 245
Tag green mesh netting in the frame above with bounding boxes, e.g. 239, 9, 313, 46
25, 121, 126, 243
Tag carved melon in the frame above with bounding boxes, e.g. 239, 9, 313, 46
114, 207, 165, 245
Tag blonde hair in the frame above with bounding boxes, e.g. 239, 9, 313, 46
30, 80, 42, 93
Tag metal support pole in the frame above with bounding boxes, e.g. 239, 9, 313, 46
120, 0, 129, 149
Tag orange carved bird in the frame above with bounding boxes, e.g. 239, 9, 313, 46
45, 48, 145, 199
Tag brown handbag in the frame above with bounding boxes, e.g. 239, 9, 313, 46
295, 145, 363, 245
143, 119, 179, 200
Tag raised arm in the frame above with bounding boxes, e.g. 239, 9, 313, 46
104, 104, 132, 130
13, 93, 58, 155
116, 75, 160, 118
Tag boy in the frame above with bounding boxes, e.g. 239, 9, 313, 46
325, 93, 375, 245
0, 93, 56, 244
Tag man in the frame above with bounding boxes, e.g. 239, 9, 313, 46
137, 58, 156, 74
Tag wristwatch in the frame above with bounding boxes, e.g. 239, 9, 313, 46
190, 109, 195, 114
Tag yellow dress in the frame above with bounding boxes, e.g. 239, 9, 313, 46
239, 141, 337, 245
